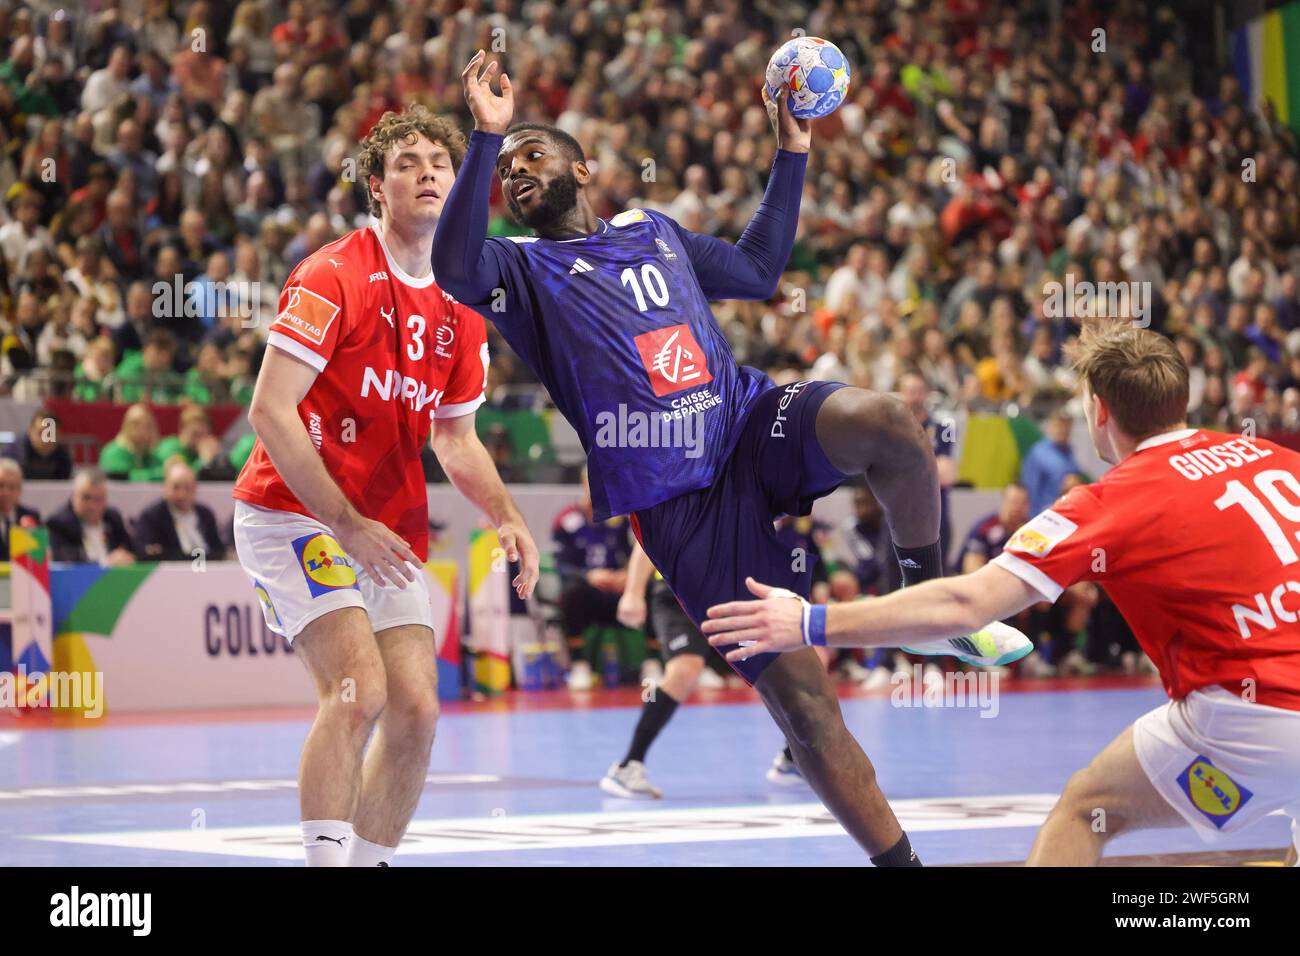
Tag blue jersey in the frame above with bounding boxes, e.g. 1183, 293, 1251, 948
478, 209, 770, 518
434, 131, 808, 520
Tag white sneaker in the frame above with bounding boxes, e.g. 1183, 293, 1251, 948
901, 621, 1034, 667
861, 665, 893, 691
766, 750, 806, 787
697, 667, 725, 689
599, 760, 662, 799
567, 660, 593, 691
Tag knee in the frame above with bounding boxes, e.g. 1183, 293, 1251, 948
382, 688, 440, 744
1052, 769, 1117, 839
826, 390, 927, 465
859, 391, 924, 448
321, 680, 387, 734
661, 655, 705, 698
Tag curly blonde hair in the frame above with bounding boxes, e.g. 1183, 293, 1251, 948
357, 104, 467, 218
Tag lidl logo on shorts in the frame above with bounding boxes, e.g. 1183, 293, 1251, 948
252, 580, 282, 626
1007, 509, 1077, 558
292, 533, 359, 597
1176, 755, 1253, 828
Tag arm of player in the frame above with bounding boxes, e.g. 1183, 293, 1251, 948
700, 563, 1043, 661
615, 540, 656, 629
429, 410, 539, 599
667, 88, 809, 301
431, 52, 515, 306
247, 346, 419, 589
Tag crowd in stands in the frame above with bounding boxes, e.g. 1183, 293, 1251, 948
0, 0, 1291, 683
0, 454, 226, 564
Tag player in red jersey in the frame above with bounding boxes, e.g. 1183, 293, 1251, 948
232, 105, 539, 867
704, 322, 1300, 866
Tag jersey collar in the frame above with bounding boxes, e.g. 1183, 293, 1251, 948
368, 219, 435, 288
1134, 427, 1198, 452
550, 219, 610, 242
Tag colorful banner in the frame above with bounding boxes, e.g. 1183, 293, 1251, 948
956, 413, 1044, 490
425, 559, 461, 697
38, 561, 463, 715
8, 526, 52, 709
1233, 2, 1300, 136
467, 528, 511, 693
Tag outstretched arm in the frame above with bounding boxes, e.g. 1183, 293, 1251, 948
670, 87, 810, 300
432, 52, 515, 305
700, 563, 1043, 660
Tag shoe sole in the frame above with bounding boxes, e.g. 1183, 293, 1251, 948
598, 776, 661, 800
900, 642, 1034, 668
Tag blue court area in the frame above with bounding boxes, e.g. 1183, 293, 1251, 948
1, 684, 1292, 866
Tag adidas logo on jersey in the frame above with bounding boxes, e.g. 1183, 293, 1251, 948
569, 258, 595, 275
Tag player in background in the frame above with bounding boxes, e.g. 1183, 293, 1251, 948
600, 540, 717, 798
432, 52, 1029, 866
233, 105, 539, 867
704, 322, 1300, 866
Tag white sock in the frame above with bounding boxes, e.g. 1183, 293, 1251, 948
347, 832, 398, 867
302, 819, 353, 867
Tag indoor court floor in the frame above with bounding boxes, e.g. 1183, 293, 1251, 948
2, 679, 1293, 866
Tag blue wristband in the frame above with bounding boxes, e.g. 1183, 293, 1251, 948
804, 604, 828, 646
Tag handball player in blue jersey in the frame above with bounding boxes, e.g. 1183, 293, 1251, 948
433, 52, 1030, 866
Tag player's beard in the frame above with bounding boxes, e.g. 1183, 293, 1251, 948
509, 171, 579, 231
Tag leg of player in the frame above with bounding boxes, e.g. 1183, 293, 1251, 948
293, 607, 389, 866
348, 623, 440, 866
754, 648, 912, 862
811, 387, 1030, 664
814, 388, 941, 565
601, 653, 705, 799
1026, 725, 1186, 866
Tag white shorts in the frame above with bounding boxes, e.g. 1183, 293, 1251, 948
1134, 686, 1300, 853
232, 501, 433, 642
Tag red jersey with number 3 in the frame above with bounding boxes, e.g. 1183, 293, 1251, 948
992, 428, 1300, 712
233, 223, 489, 559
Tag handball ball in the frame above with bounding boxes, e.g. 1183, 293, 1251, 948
765, 36, 851, 120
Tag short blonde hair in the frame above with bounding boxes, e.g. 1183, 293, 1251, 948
357, 104, 467, 218
1069, 321, 1189, 441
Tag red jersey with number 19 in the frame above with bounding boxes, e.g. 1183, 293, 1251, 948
233, 222, 489, 560
993, 428, 1300, 712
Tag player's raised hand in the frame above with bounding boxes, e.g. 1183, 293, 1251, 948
763, 85, 811, 155
335, 512, 419, 590
701, 577, 806, 660
497, 517, 540, 600
462, 50, 513, 135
